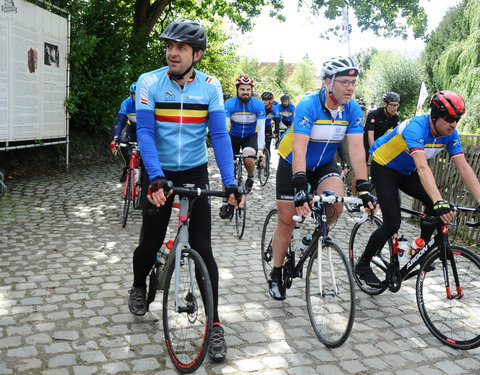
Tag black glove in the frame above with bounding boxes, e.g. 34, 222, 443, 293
355, 179, 376, 208
149, 177, 171, 195
433, 199, 454, 217
225, 185, 244, 203
292, 172, 309, 208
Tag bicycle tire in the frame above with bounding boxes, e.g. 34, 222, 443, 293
261, 209, 278, 282
122, 170, 133, 227
258, 149, 270, 187
306, 240, 355, 347
349, 216, 390, 295
235, 198, 247, 239
416, 245, 480, 350
163, 248, 213, 373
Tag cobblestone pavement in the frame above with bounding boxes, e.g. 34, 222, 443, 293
1, 150, 480, 375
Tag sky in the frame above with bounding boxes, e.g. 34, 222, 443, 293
234, 0, 462, 73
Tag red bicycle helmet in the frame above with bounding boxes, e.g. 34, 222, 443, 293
430, 91, 465, 118
236, 75, 254, 87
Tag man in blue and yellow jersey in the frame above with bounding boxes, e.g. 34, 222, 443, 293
268, 56, 376, 301
355, 91, 480, 288
131, 20, 244, 362
220, 75, 265, 215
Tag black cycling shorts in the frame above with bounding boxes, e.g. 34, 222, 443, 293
276, 157, 341, 200
229, 133, 257, 155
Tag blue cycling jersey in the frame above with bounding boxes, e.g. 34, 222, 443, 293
136, 66, 235, 186
225, 97, 266, 138
265, 104, 280, 127
278, 89, 363, 171
114, 96, 136, 139
278, 103, 295, 123
370, 114, 464, 175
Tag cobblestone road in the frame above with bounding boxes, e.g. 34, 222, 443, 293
1, 151, 480, 375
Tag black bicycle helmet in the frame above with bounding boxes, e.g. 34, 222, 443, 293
261, 91, 274, 100
280, 94, 290, 102
159, 20, 207, 51
382, 92, 400, 103
321, 56, 358, 80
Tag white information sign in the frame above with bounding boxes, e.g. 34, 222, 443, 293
0, 0, 68, 145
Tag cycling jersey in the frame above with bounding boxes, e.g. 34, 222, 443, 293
114, 96, 136, 139
278, 89, 364, 171
225, 96, 266, 149
136, 66, 235, 186
370, 114, 464, 175
278, 103, 295, 123
265, 103, 280, 132
363, 107, 399, 152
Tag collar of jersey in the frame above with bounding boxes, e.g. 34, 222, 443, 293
167, 69, 196, 83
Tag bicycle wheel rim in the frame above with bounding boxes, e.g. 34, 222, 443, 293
261, 209, 277, 282
235, 199, 246, 239
306, 241, 355, 348
349, 217, 389, 295
258, 150, 270, 186
417, 245, 480, 349
163, 248, 213, 373
122, 172, 132, 227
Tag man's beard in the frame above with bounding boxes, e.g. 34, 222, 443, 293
239, 94, 251, 104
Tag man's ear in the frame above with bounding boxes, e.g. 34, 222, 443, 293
193, 49, 203, 63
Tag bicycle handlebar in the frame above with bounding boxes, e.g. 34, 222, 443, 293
234, 154, 257, 159
169, 185, 229, 199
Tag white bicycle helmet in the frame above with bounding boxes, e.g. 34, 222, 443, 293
321, 56, 358, 80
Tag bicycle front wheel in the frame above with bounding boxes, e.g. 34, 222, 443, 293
261, 209, 277, 282
163, 248, 213, 373
417, 245, 480, 350
349, 216, 390, 295
305, 240, 355, 348
235, 199, 247, 239
122, 170, 132, 227
258, 149, 270, 187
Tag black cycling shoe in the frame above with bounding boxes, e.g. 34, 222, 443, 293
128, 287, 147, 316
208, 324, 227, 362
219, 203, 233, 219
268, 271, 286, 300
354, 263, 383, 288
120, 167, 128, 183
245, 178, 254, 194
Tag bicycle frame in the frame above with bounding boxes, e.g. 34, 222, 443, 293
121, 141, 141, 200
234, 153, 257, 184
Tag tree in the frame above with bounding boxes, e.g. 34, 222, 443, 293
307, 0, 428, 40
362, 51, 426, 119
275, 55, 288, 93
287, 55, 317, 102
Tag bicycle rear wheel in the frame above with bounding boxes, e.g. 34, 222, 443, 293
235, 199, 247, 239
163, 248, 213, 373
417, 245, 480, 350
306, 240, 355, 347
258, 149, 270, 187
349, 216, 390, 295
122, 170, 133, 227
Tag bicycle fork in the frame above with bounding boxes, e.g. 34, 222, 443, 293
438, 225, 463, 300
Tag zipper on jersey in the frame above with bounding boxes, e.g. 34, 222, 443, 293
177, 84, 184, 171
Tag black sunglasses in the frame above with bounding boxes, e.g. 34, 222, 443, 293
443, 115, 461, 123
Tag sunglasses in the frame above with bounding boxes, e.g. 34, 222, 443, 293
443, 115, 461, 123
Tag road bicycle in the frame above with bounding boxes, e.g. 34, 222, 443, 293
261, 193, 365, 347
119, 141, 142, 227
145, 184, 231, 373
349, 204, 480, 349
257, 148, 270, 187
339, 163, 376, 213
231, 153, 256, 239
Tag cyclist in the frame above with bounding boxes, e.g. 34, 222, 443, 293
364, 92, 400, 162
110, 82, 137, 182
252, 90, 260, 99
268, 56, 376, 300
278, 93, 295, 128
355, 91, 480, 288
261, 91, 280, 155
131, 19, 244, 362
219, 75, 265, 218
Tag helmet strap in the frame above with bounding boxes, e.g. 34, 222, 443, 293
431, 115, 442, 137
327, 75, 339, 106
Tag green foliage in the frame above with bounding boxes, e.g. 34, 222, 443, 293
286, 55, 317, 103
275, 56, 288, 93
362, 51, 426, 119
307, 0, 428, 40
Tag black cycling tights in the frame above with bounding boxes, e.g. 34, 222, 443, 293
132, 163, 221, 323
363, 161, 435, 261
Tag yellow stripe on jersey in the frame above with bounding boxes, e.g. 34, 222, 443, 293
372, 133, 408, 166
278, 127, 294, 159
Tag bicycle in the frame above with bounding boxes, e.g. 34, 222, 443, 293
0, 171, 7, 198
349, 204, 480, 349
231, 153, 256, 239
257, 148, 270, 187
119, 141, 142, 227
145, 183, 230, 373
261, 193, 365, 347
